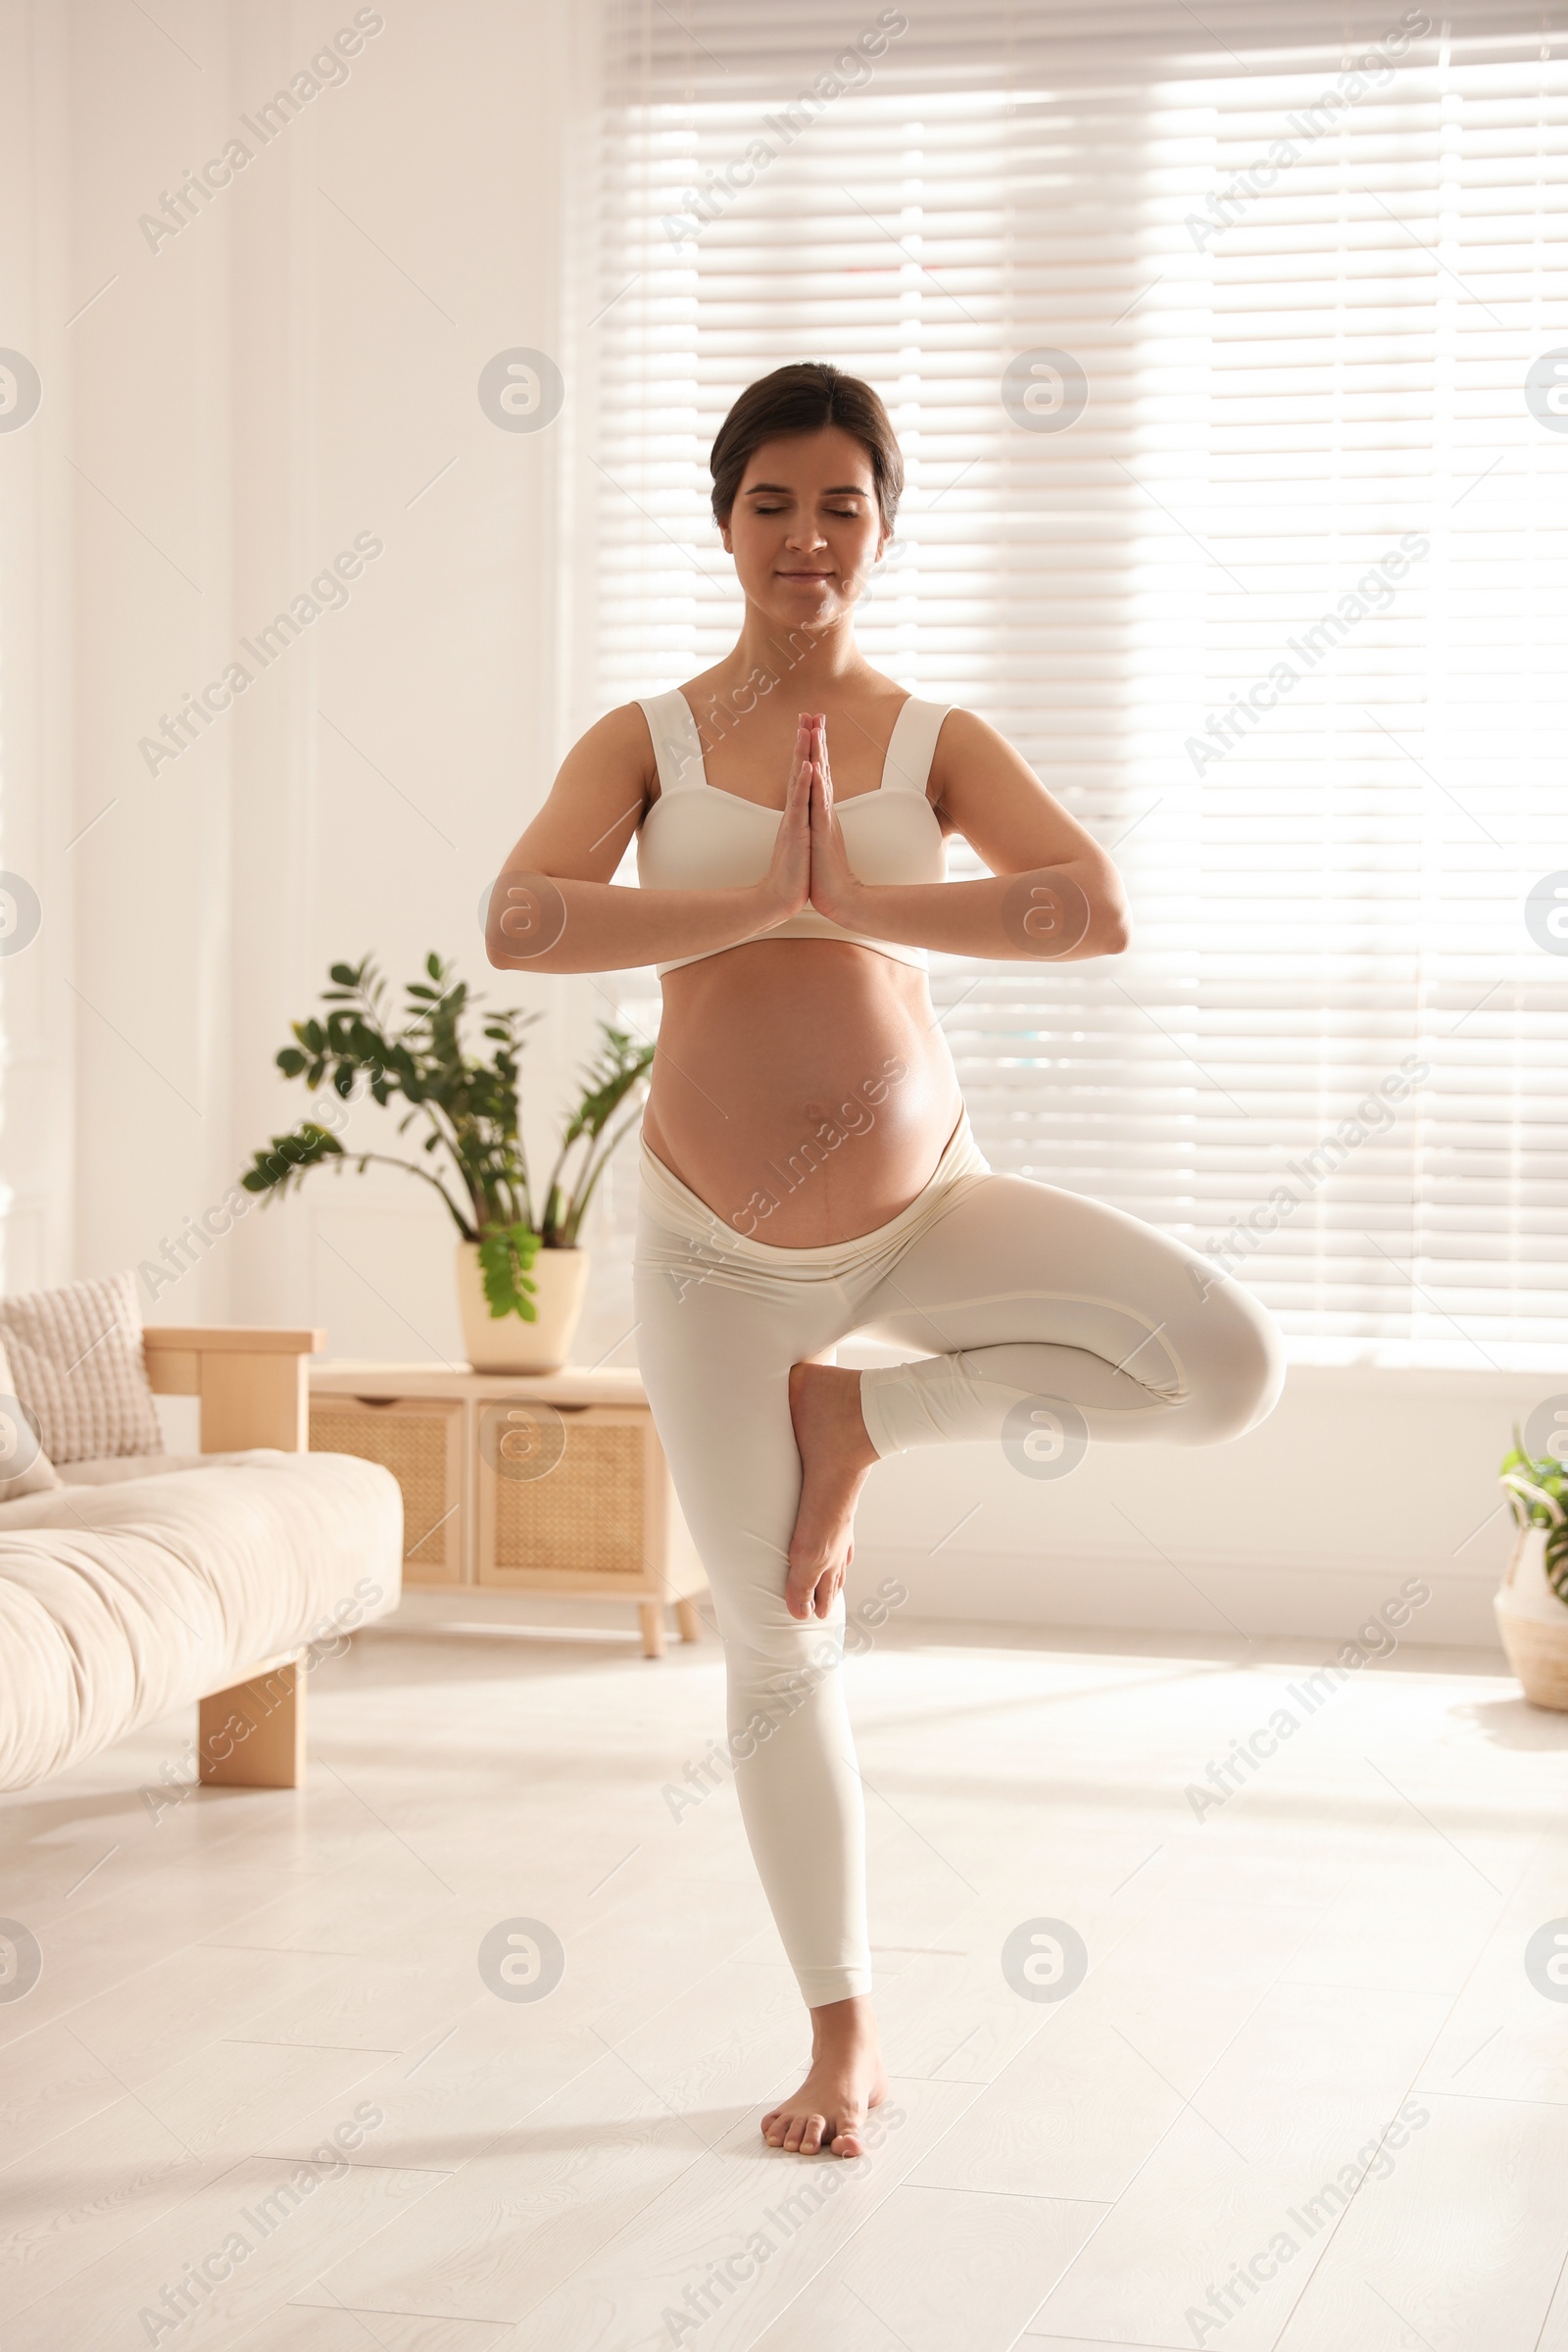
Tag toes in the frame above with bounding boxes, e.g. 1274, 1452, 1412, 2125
764, 2091, 871, 2159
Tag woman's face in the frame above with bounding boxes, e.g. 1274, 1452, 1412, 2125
720, 426, 890, 628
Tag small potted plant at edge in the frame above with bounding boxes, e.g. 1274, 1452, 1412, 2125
239, 954, 653, 1373
1497, 1426, 1568, 1711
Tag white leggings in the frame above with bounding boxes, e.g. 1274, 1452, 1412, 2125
633, 1112, 1285, 2007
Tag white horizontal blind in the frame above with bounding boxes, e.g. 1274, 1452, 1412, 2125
583, 1, 1568, 1367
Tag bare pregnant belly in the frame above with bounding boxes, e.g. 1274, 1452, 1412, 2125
641, 940, 965, 1247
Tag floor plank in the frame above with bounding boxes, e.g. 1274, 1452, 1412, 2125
1272, 2090, 1568, 2351
0, 1621, 1559, 2352
748, 2183, 1104, 2352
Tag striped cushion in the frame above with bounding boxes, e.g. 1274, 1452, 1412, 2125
0, 1272, 162, 1464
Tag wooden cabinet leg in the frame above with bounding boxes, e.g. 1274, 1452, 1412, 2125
198, 1655, 306, 1788
675, 1598, 703, 1643
638, 1601, 666, 1659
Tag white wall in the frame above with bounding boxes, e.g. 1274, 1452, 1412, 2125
842, 1352, 1531, 1649
0, 0, 1544, 1650
0, 3, 76, 1298
2, 0, 600, 1368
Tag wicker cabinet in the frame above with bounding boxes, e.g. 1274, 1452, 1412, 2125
309, 1365, 706, 1656
309, 1396, 465, 1583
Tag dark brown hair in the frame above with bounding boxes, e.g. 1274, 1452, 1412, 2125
710, 363, 904, 532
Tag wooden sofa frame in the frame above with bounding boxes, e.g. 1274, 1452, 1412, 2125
142, 1325, 327, 1792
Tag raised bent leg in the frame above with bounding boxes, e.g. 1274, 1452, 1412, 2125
857, 1172, 1285, 1457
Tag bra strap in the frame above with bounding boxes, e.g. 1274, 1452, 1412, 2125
637, 690, 708, 797
879, 696, 952, 796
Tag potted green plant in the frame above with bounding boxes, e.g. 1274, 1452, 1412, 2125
240, 954, 653, 1372
1497, 1433, 1568, 1710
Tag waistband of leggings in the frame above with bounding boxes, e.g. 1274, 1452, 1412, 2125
636, 1108, 991, 1278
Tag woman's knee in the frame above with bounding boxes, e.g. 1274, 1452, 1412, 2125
1178, 1274, 1286, 1444
722, 1615, 848, 1728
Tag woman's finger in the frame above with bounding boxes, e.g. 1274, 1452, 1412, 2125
790, 735, 811, 813
799, 755, 816, 820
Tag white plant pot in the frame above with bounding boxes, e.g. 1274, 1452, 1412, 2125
455, 1242, 589, 1374
1494, 1523, 1568, 1712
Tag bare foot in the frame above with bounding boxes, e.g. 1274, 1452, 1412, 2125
761, 1995, 889, 2157
786, 1361, 879, 1620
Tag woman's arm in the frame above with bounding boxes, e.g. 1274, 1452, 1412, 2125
808, 708, 1130, 962
486, 706, 812, 974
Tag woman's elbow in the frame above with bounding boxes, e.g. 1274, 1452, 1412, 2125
483, 915, 531, 972
484, 871, 570, 969
1092, 858, 1132, 955
487, 930, 570, 974
1095, 899, 1131, 956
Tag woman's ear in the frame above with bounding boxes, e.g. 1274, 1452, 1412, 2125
718, 517, 733, 553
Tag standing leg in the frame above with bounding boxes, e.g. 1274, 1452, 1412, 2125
634, 1213, 889, 2154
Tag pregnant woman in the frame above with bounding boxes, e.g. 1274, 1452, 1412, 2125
487, 363, 1284, 2160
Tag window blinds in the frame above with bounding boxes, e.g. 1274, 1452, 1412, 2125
582, 0, 1568, 1367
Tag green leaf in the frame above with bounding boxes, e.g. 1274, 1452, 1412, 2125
243, 951, 638, 1258
239, 1121, 345, 1196
477, 1222, 540, 1321
1500, 1434, 1568, 1607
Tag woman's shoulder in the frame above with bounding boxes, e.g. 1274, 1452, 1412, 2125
553, 701, 662, 801
904, 697, 987, 758
575, 694, 702, 811
576, 698, 664, 751
924, 704, 1015, 807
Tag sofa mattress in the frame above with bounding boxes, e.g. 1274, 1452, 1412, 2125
0, 1450, 402, 1791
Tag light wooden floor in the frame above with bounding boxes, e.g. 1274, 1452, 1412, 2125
3, 1612, 1567, 2352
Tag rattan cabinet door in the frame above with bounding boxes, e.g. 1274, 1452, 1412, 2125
310, 1396, 466, 1583
476, 1402, 654, 1588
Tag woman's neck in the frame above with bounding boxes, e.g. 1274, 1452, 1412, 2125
725, 606, 872, 703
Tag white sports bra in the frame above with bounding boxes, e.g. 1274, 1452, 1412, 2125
635, 688, 951, 977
